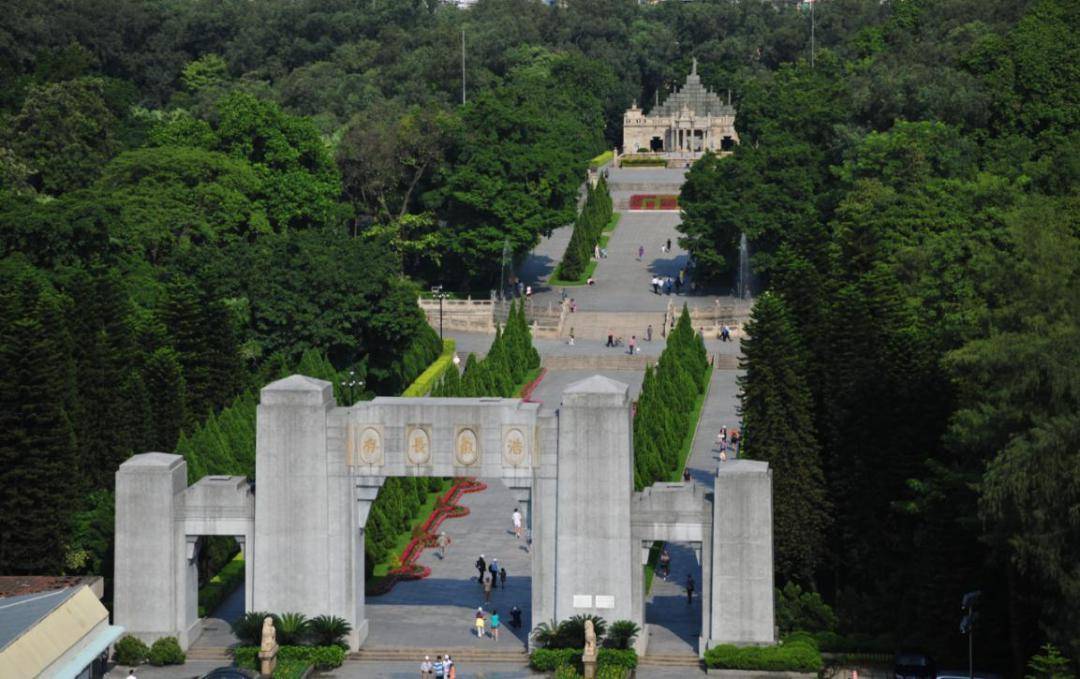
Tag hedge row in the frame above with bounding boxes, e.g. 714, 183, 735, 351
234, 645, 346, 671
633, 306, 710, 489
431, 300, 540, 398
557, 177, 614, 282
401, 339, 457, 396
619, 156, 668, 167
704, 638, 822, 672
530, 648, 638, 672
589, 150, 614, 168
198, 552, 244, 617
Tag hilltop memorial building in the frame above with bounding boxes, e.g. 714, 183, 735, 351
622, 59, 739, 157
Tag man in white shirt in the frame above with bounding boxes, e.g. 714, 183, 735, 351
512, 508, 523, 539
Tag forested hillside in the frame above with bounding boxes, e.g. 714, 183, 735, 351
0, 0, 1075, 673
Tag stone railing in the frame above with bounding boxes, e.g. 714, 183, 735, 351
666, 299, 752, 340
417, 297, 495, 334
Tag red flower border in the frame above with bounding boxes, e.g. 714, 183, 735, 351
367, 477, 487, 596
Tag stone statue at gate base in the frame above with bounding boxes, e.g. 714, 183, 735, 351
583, 619, 598, 678
258, 616, 278, 676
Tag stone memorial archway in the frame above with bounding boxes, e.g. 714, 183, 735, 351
115, 374, 773, 655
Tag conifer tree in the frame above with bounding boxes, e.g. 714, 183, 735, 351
144, 347, 187, 452
738, 292, 830, 582
0, 263, 79, 573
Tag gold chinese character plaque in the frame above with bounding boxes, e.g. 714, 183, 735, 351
455, 427, 479, 466
503, 427, 527, 467
405, 425, 431, 466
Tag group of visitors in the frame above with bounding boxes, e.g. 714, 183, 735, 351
720, 324, 732, 342
650, 271, 686, 295
475, 554, 508, 601
419, 653, 456, 678
716, 426, 740, 462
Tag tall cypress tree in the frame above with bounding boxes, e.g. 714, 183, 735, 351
738, 292, 830, 582
0, 261, 79, 573
144, 347, 187, 452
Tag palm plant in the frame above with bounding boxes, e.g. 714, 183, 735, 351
531, 619, 560, 649
275, 612, 310, 646
230, 612, 272, 646
309, 615, 352, 648
560, 614, 607, 648
604, 620, 641, 649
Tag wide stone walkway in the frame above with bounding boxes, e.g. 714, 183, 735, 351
365, 477, 533, 650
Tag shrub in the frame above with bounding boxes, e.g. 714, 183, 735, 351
589, 150, 614, 169
275, 612, 310, 645
775, 582, 837, 635
234, 645, 346, 671
148, 636, 185, 666
401, 339, 456, 396
704, 638, 822, 672
231, 611, 272, 646
555, 665, 581, 679
309, 614, 352, 648
530, 648, 580, 671
113, 635, 149, 666
596, 666, 629, 679
598, 648, 638, 669
271, 659, 310, 679
604, 620, 641, 649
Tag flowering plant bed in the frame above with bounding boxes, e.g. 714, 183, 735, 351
630, 194, 679, 210
367, 477, 487, 596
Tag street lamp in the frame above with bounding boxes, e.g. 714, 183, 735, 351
431, 285, 449, 340
341, 370, 364, 405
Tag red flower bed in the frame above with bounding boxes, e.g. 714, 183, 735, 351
367, 477, 487, 596
629, 194, 679, 210
519, 368, 547, 403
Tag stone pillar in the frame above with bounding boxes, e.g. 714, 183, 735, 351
254, 376, 365, 646
531, 411, 560, 640
554, 376, 635, 626
114, 453, 188, 646
707, 460, 775, 646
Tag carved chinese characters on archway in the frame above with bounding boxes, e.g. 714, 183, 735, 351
503, 427, 527, 467
455, 427, 479, 467
406, 425, 431, 466
347, 423, 384, 466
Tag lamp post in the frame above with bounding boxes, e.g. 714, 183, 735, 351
431, 285, 449, 340
341, 370, 363, 405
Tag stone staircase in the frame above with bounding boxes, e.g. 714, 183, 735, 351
185, 646, 231, 661
639, 651, 704, 669
561, 311, 668, 341
352, 646, 529, 664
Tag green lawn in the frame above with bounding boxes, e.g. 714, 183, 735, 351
368, 478, 450, 583
514, 367, 544, 397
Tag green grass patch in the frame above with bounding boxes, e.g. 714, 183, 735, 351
514, 367, 544, 397
603, 213, 621, 232
589, 150, 614, 169
197, 551, 244, 617
367, 479, 451, 585
643, 364, 712, 594
401, 339, 457, 396
550, 258, 598, 287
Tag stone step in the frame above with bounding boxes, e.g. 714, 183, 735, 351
186, 647, 231, 660
640, 653, 703, 667
353, 647, 529, 663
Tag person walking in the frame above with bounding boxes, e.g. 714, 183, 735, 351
651, 276, 659, 295
446, 655, 456, 679
421, 655, 434, 677
483, 574, 493, 602
525, 285, 532, 300
686, 575, 695, 604
606, 330, 614, 348
489, 557, 499, 586
666, 238, 672, 252
568, 330, 575, 346
646, 324, 653, 342
512, 508, 523, 539
628, 335, 636, 355
659, 548, 671, 579
594, 244, 600, 259
476, 555, 486, 584
490, 610, 501, 641
437, 532, 451, 559
475, 608, 486, 637
510, 605, 523, 628
433, 655, 446, 679
500, 566, 507, 589
721, 324, 731, 342
638, 245, 644, 260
